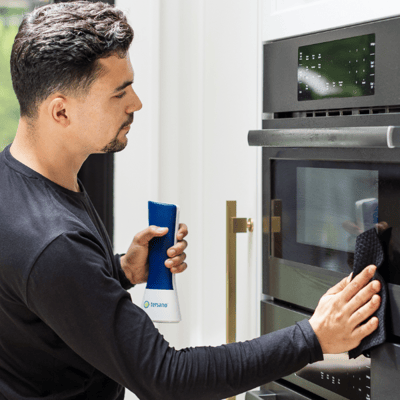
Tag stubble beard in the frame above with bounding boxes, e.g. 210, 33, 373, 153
101, 134, 127, 153
100, 114, 133, 154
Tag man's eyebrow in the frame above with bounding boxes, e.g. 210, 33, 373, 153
113, 80, 134, 93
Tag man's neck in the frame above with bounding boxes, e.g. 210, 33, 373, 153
10, 120, 86, 193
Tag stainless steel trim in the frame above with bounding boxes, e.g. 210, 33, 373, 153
388, 126, 395, 148
245, 391, 276, 399
260, 381, 315, 400
248, 126, 400, 148
262, 112, 274, 120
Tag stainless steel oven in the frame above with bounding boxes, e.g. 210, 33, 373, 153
246, 15, 400, 400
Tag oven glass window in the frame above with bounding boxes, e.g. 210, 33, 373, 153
270, 160, 400, 283
296, 167, 378, 253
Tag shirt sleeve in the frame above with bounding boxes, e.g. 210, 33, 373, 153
26, 232, 323, 400
114, 253, 135, 290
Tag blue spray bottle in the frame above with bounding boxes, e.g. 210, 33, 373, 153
141, 201, 181, 322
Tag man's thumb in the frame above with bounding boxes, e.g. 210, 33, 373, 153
153, 226, 168, 236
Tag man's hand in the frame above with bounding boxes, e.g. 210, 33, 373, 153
120, 223, 188, 285
309, 265, 381, 354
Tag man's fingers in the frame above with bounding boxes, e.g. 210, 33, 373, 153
349, 294, 381, 327
352, 316, 379, 344
167, 239, 188, 257
341, 265, 377, 302
134, 226, 168, 246
169, 262, 188, 274
346, 280, 381, 315
376, 221, 389, 234
325, 274, 352, 296
165, 252, 187, 269
177, 223, 188, 240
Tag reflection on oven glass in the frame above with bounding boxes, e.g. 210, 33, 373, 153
297, 167, 378, 253
295, 353, 371, 400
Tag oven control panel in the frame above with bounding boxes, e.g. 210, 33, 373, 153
263, 16, 400, 114
296, 353, 371, 400
298, 33, 376, 101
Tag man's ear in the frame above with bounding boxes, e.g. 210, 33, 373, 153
48, 96, 70, 127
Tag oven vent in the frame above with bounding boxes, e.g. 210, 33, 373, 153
270, 106, 400, 120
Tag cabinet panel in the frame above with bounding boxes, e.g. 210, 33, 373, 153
262, 0, 400, 41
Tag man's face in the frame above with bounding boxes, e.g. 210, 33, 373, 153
70, 54, 142, 154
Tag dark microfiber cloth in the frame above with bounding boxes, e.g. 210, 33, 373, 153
348, 228, 388, 359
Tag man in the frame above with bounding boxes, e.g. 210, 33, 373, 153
0, 1, 381, 399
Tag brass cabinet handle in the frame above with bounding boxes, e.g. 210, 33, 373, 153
226, 201, 253, 344
226, 201, 254, 400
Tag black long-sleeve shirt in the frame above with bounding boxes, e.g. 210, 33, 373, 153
0, 144, 323, 399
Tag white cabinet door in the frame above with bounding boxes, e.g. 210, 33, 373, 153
263, 0, 400, 41
154, 2, 262, 400
116, 1, 262, 400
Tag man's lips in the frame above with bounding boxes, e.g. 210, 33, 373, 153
121, 115, 134, 130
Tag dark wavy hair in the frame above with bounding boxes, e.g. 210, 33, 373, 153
10, 1, 134, 119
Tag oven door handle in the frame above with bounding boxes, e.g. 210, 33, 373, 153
248, 126, 400, 148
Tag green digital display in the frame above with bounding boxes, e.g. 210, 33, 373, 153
298, 34, 375, 101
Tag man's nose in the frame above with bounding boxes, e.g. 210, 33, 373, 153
127, 88, 142, 113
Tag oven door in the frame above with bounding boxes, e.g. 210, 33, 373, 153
249, 127, 400, 337
247, 127, 400, 400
